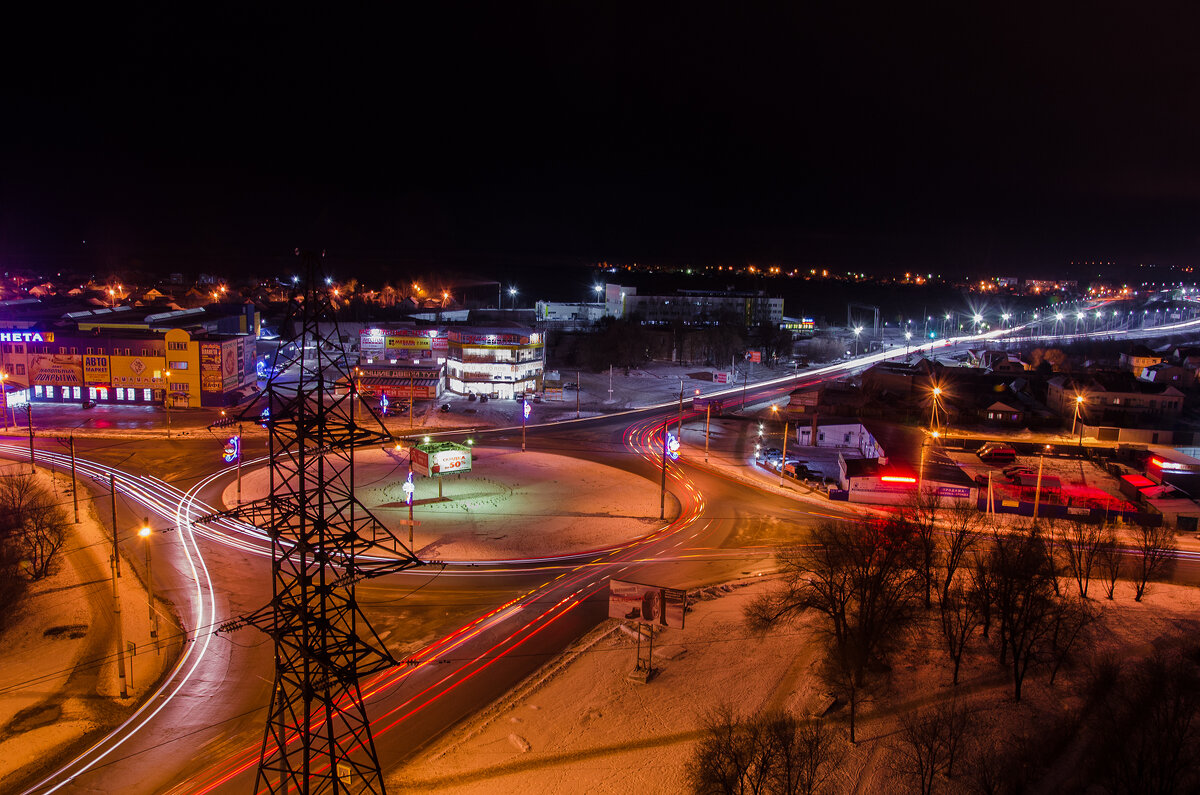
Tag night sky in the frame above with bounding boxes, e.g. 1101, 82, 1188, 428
3, 4, 1200, 279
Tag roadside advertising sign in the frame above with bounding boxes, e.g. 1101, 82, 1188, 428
608, 579, 687, 629
411, 442, 472, 477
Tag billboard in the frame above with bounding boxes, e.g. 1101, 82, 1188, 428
200, 343, 223, 392
411, 442, 473, 477
745, 350, 762, 363
110, 356, 161, 389
84, 355, 111, 386
608, 579, 686, 629
30, 354, 83, 387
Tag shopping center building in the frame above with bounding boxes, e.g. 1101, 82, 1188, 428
0, 301, 260, 409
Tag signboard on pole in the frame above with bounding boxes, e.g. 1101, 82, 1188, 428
411, 441, 473, 477
608, 579, 686, 629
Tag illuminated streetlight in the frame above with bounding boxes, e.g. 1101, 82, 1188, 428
164, 370, 172, 439
853, 326, 863, 356
509, 286, 518, 310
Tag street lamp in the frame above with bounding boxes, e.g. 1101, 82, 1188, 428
0, 370, 8, 430
593, 284, 603, 303
930, 385, 943, 434
509, 286, 518, 310
772, 405, 789, 487
853, 326, 863, 356
1072, 393, 1085, 444
164, 370, 172, 439
138, 520, 158, 640
904, 330, 912, 357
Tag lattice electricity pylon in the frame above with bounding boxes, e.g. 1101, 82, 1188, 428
207, 251, 423, 794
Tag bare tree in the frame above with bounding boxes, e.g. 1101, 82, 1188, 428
1042, 596, 1095, 686
1097, 528, 1122, 600
1038, 519, 1063, 597
986, 525, 1058, 701
1131, 523, 1177, 602
891, 700, 972, 795
688, 704, 836, 795
940, 583, 980, 685
1061, 521, 1105, 598
21, 489, 68, 580
941, 500, 984, 605
747, 519, 920, 742
904, 490, 943, 610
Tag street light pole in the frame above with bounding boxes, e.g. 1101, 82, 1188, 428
704, 403, 711, 463
164, 370, 172, 440
0, 371, 8, 430
521, 398, 528, 452
236, 424, 244, 504
779, 418, 789, 487
109, 473, 128, 698
25, 404, 34, 474
659, 420, 668, 520
69, 435, 79, 523
139, 519, 157, 641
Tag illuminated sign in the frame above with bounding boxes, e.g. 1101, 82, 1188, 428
223, 436, 241, 463
380, 394, 390, 415
667, 431, 680, 460
260, 407, 271, 428
1150, 457, 1191, 472
256, 360, 268, 379
411, 442, 473, 477
0, 331, 50, 343
881, 475, 916, 483
403, 471, 415, 505
523, 399, 531, 420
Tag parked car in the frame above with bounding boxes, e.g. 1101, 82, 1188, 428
1014, 472, 1061, 490
479, 395, 489, 403
439, 403, 451, 413
81, 399, 96, 409
978, 445, 1017, 462
467, 393, 477, 402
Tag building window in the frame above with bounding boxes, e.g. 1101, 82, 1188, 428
168, 341, 188, 351
12, 344, 22, 354
169, 361, 188, 370
34, 386, 42, 397
88, 387, 97, 399
143, 389, 152, 401
70, 347, 77, 355
142, 348, 150, 357
72, 387, 81, 399
86, 347, 94, 355
13, 364, 23, 375
59, 347, 66, 354
97, 388, 108, 400
116, 388, 125, 400
173, 382, 190, 392
46, 386, 55, 398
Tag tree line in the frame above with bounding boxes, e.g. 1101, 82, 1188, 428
0, 472, 71, 631
689, 495, 1191, 794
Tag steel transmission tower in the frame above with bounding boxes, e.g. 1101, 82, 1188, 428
216, 251, 422, 793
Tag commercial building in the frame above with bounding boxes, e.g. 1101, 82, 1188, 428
0, 302, 259, 408
445, 327, 545, 398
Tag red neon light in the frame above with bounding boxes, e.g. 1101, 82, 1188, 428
881, 475, 917, 483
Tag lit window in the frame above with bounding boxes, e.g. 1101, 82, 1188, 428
72, 387, 81, 399
88, 387, 97, 399
144, 389, 151, 401
34, 386, 42, 397
116, 388, 125, 400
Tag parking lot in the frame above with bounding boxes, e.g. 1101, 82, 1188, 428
948, 448, 1138, 512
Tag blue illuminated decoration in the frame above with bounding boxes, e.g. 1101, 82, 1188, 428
260, 407, 270, 428
223, 435, 241, 463
667, 431, 680, 461
523, 400, 531, 420
380, 394, 389, 415
403, 471, 415, 505
256, 360, 268, 379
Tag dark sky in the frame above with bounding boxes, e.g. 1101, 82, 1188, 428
4, 3, 1200, 279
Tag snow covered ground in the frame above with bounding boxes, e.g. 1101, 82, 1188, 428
223, 446, 665, 561
0, 465, 178, 790
389, 576, 1200, 794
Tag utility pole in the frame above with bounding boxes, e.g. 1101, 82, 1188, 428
110, 474, 128, 698
1033, 448, 1046, 521
576, 371, 580, 419
659, 420, 668, 520
409, 372, 415, 431
140, 518, 157, 640
521, 399, 528, 452
608, 364, 613, 402
704, 403, 711, 463
164, 371, 172, 440
742, 368, 748, 411
26, 404, 34, 474
677, 378, 684, 440
779, 418, 789, 487
236, 424, 243, 504
69, 436, 79, 523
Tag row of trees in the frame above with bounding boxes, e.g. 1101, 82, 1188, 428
746, 499, 1177, 741
0, 472, 70, 631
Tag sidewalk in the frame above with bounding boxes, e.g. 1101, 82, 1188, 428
0, 466, 181, 790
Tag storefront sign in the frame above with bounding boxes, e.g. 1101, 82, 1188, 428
30, 354, 82, 386
84, 355, 110, 386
